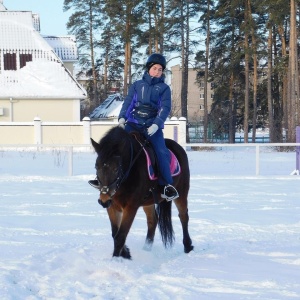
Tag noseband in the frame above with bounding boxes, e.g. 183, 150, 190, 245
97, 163, 123, 198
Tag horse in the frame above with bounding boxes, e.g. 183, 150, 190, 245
91, 126, 193, 259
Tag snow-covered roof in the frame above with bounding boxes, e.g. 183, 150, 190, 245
43, 35, 78, 62
89, 94, 124, 119
0, 61, 86, 99
0, 11, 45, 49
0, 9, 86, 99
0, 1, 6, 11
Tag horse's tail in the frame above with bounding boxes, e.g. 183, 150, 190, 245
156, 201, 175, 248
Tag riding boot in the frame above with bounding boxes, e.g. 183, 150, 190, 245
88, 179, 99, 189
160, 184, 179, 201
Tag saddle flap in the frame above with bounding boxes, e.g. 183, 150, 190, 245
143, 147, 181, 180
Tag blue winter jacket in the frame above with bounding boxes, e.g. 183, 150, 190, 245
118, 71, 171, 128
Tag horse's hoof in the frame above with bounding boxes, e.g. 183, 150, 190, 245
143, 243, 153, 251
184, 245, 194, 253
120, 245, 132, 259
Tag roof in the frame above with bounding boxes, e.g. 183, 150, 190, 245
89, 94, 124, 119
0, 9, 86, 99
0, 0, 6, 10
43, 35, 78, 62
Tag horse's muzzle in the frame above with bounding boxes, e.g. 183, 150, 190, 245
98, 198, 112, 208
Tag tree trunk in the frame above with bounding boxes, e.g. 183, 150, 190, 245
248, 0, 257, 143
89, 4, 98, 105
267, 25, 274, 142
287, 0, 299, 142
278, 24, 288, 136
243, 0, 250, 143
229, 72, 235, 143
203, 0, 210, 143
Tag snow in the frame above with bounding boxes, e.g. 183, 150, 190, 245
0, 9, 86, 99
0, 61, 86, 98
0, 147, 300, 299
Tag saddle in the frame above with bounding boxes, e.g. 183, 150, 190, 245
143, 145, 181, 180
132, 133, 181, 180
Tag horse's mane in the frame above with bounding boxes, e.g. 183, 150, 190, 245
98, 126, 132, 162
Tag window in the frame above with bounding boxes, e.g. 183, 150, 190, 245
4, 53, 17, 70
200, 105, 204, 110
20, 54, 32, 68
200, 94, 204, 99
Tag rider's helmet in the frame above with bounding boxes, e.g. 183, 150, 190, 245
146, 53, 166, 71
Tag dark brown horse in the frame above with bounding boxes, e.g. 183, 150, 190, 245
91, 126, 193, 259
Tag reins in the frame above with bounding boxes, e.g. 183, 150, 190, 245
117, 132, 149, 187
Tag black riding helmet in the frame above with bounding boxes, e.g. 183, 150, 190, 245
146, 53, 166, 71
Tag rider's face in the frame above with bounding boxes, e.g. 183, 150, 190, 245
148, 64, 163, 78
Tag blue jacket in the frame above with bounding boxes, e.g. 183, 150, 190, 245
119, 71, 171, 128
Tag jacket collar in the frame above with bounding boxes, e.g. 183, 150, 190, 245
142, 71, 165, 85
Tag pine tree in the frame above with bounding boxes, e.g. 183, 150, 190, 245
64, 0, 103, 110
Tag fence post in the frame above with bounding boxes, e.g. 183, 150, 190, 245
68, 146, 73, 176
296, 126, 300, 173
178, 117, 187, 148
256, 145, 260, 175
82, 117, 91, 144
170, 117, 178, 142
34, 117, 42, 144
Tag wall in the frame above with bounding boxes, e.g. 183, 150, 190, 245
0, 98, 80, 122
0, 117, 187, 146
171, 65, 214, 123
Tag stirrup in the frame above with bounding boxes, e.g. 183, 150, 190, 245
88, 179, 100, 189
161, 184, 179, 201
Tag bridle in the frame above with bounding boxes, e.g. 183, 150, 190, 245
96, 133, 149, 199
97, 161, 124, 197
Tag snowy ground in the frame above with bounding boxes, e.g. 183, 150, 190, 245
0, 147, 300, 299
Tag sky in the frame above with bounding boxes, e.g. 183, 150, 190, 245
0, 147, 300, 299
6, 0, 71, 36
5, 0, 182, 69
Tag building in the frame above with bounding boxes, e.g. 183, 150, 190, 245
170, 65, 214, 123
0, 1, 87, 122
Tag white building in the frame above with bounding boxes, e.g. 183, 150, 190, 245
0, 0, 87, 122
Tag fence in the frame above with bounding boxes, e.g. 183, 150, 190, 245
0, 116, 187, 146
184, 143, 300, 176
1, 143, 299, 176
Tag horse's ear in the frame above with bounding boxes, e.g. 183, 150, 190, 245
90, 138, 100, 152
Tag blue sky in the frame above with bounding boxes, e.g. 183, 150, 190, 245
6, 0, 71, 36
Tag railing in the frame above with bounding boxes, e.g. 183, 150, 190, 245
1, 142, 299, 176
184, 143, 300, 176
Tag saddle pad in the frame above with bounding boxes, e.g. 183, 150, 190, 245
143, 148, 181, 180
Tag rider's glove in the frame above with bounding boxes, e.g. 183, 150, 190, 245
118, 118, 126, 129
147, 124, 158, 136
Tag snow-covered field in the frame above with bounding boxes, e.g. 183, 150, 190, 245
0, 147, 299, 299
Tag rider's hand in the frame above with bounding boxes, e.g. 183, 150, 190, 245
118, 118, 126, 129
147, 124, 158, 136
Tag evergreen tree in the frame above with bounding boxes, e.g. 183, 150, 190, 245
64, 0, 103, 111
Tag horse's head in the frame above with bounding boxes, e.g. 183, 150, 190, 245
95, 154, 123, 207
91, 131, 128, 208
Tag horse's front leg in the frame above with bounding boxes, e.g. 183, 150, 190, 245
106, 204, 122, 240
142, 205, 158, 251
112, 206, 138, 259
